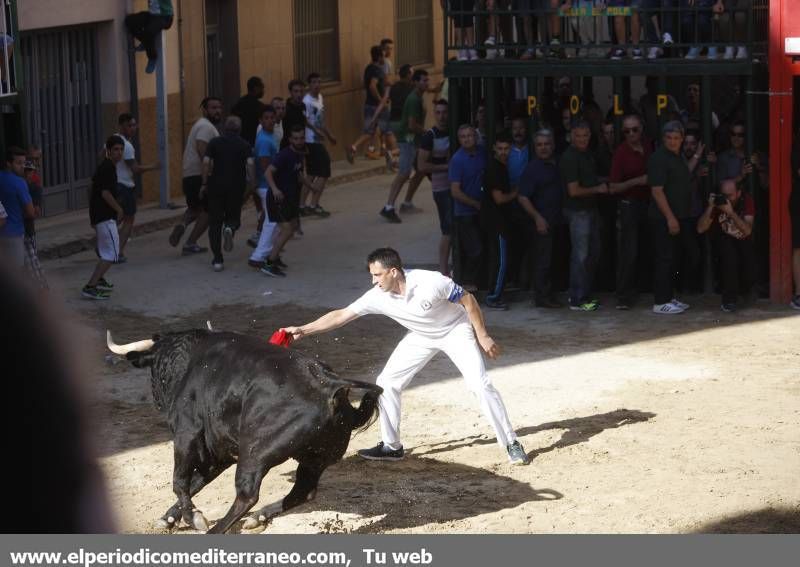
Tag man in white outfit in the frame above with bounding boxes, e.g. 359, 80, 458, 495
282, 247, 530, 465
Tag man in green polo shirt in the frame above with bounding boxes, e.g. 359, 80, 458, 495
559, 119, 609, 311
648, 120, 694, 315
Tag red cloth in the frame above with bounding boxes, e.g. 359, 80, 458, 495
268, 330, 294, 348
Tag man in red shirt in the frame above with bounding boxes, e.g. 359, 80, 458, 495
697, 178, 756, 313
608, 114, 652, 310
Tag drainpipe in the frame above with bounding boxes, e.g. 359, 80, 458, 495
126, 0, 142, 195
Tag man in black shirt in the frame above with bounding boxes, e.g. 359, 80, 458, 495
230, 76, 265, 147
83, 136, 125, 300
281, 79, 307, 149
202, 116, 255, 272
483, 132, 517, 310
345, 45, 393, 165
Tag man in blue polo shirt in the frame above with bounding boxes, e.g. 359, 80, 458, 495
449, 125, 486, 290
0, 147, 34, 269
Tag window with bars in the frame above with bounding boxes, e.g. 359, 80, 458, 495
294, 0, 340, 83
395, 0, 433, 67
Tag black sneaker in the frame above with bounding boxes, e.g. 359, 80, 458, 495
791, 295, 800, 311
96, 278, 114, 291
379, 207, 402, 223
357, 442, 404, 461
507, 440, 530, 465
274, 256, 288, 269
485, 298, 509, 310
260, 261, 286, 277
82, 285, 110, 300
721, 303, 737, 313
169, 224, 185, 247
246, 237, 259, 248
310, 205, 331, 218
299, 206, 313, 217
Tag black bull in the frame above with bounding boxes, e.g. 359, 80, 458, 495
112, 329, 382, 533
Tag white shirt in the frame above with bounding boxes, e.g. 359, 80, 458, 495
115, 133, 136, 188
182, 117, 219, 178
303, 93, 324, 144
347, 269, 468, 339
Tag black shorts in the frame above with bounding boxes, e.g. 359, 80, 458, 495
790, 187, 800, 249
449, 0, 474, 28
267, 188, 300, 223
306, 143, 331, 178
183, 175, 208, 211
117, 183, 137, 216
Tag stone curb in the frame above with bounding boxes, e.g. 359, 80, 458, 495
37, 164, 389, 261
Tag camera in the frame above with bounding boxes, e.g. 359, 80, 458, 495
713, 194, 728, 206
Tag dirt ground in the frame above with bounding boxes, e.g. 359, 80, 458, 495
43, 174, 800, 534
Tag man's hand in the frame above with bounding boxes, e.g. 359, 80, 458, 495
478, 334, 501, 359
595, 183, 609, 195
718, 200, 734, 216
116, 209, 124, 223
535, 216, 549, 235
272, 188, 285, 202
281, 326, 305, 341
667, 216, 680, 235
706, 151, 717, 164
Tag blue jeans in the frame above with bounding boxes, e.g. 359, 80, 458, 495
564, 208, 601, 305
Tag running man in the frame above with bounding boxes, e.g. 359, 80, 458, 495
281, 247, 531, 465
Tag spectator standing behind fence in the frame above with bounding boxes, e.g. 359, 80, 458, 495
449, 125, 486, 292
202, 116, 254, 273
444, 0, 478, 60
124, 0, 174, 74
115, 113, 160, 263
608, 0, 644, 60
791, 130, 800, 310
609, 114, 652, 310
719, 0, 748, 59
697, 178, 755, 312
22, 160, 47, 290
683, 0, 722, 59
417, 99, 453, 276
169, 97, 222, 255
482, 132, 517, 310
82, 137, 125, 300
518, 130, 564, 308
648, 120, 698, 314
716, 120, 758, 186
0, 147, 34, 271
560, 120, 607, 312
381, 69, 430, 223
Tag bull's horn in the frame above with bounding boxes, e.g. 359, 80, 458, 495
206, 320, 213, 331
106, 330, 155, 355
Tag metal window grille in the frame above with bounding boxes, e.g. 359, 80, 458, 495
396, 0, 433, 67
294, 0, 340, 83
20, 25, 102, 215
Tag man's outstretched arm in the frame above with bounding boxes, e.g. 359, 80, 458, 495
282, 308, 359, 341
458, 292, 501, 359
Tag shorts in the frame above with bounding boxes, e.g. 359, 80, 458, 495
306, 143, 332, 178
450, 0, 475, 28
183, 175, 207, 211
397, 142, 417, 176
790, 187, 800, 249
94, 219, 120, 262
267, 188, 301, 224
363, 105, 390, 136
432, 190, 454, 236
117, 183, 137, 216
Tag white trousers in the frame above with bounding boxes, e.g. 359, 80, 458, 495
249, 187, 277, 262
376, 322, 517, 451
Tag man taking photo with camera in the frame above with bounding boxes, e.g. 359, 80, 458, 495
697, 178, 756, 313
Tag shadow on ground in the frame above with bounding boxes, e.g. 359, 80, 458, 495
414, 409, 655, 459
693, 507, 800, 533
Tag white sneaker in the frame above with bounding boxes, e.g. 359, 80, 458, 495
653, 302, 685, 314
735, 46, 748, 59
723, 46, 736, 59
685, 47, 700, 59
671, 298, 690, 310
212, 262, 224, 272
707, 46, 719, 59
485, 36, 498, 60
647, 47, 662, 60
457, 49, 468, 61
662, 32, 674, 45
468, 49, 479, 60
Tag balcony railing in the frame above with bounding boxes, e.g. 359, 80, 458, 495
443, 1, 767, 65
0, 0, 16, 97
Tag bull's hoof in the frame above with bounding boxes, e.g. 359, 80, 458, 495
242, 515, 264, 530
191, 510, 210, 532
154, 515, 176, 531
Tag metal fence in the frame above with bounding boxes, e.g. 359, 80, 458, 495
20, 25, 102, 215
294, 0, 340, 83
